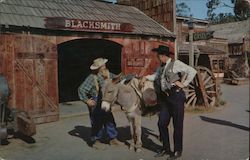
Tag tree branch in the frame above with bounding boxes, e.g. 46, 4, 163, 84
221, 2, 234, 8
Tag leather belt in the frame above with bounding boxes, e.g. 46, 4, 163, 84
164, 86, 182, 96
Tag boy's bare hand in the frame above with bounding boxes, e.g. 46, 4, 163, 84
86, 99, 96, 107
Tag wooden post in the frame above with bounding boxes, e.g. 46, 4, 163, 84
197, 71, 209, 108
189, 29, 194, 67
188, 16, 194, 67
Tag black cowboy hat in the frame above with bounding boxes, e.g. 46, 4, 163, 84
152, 45, 173, 56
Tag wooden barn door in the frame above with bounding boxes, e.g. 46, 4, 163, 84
14, 36, 59, 124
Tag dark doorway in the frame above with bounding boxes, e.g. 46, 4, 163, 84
57, 39, 122, 103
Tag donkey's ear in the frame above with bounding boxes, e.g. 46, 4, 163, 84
112, 72, 123, 84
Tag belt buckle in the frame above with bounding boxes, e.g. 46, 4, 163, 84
176, 87, 182, 93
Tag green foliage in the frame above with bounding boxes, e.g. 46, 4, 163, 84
210, 13, 237, 24
206, 0, 250, 23
206, 0, 220, 21
234, 0, 250, 20
176, 2, 191, 17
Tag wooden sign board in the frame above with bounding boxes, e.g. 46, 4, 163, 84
45, 17, 134, 33
193, 31, 214, 41
187, 31, 214, 41
126, 58, 145, 67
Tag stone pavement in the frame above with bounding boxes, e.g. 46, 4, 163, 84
0, 84, 249, 160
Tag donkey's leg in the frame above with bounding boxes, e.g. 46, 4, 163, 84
134, 114, 142, 152
127, 115, 135, 150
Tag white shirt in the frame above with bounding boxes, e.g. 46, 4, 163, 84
146, 58, 197, 87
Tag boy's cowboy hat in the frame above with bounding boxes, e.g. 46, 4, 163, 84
90, 58, 108, 70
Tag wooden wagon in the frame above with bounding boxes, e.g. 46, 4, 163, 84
184, 66, 220, 108
178, 45, 223, 108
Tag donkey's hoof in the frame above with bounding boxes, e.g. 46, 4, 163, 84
129, 145, 134, 150
135, 148, 142, 153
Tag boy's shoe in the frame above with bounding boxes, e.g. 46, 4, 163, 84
92, 140, 106, 150
109, 138, 123, 146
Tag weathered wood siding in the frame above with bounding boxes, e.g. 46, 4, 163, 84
0, 34, 59, 124
117, 0, 175, 32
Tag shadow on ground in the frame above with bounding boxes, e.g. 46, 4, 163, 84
200, 116, 249, 131
15, 132, 36, 144
1, 130, 36, 145
68, 125, 161, 153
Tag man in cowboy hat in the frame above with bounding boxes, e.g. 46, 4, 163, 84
78, 57, 122, 149
145, 45, 196, 159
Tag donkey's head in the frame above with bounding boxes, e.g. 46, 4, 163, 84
101, 75, 121, 112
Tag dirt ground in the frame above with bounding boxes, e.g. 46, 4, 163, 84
0, 84, 249, 160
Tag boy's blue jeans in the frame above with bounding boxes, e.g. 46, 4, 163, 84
88, 96, 118, 141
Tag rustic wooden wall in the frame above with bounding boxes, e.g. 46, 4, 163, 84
207, 38, 228, 53
0, 32, 173, 124
112, 38, 173, 75
117, 0, 175, 32
0, 33, 59, 124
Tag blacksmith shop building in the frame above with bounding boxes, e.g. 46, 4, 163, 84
0, 0, 175, 123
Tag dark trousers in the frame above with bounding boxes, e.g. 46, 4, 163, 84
88, 96, 118, 141
158, 90, 186, 152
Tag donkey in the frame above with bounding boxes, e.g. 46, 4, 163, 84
101, 76, 157, 152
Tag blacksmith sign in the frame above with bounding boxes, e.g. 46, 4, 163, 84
45, 17, 133, 33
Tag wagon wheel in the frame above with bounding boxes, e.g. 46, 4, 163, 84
184, 66, 218, 108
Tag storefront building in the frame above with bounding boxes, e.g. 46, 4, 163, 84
208, 19, 250, 77
176, 16, 229, 78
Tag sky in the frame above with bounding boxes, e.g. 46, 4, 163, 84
104, 0, 234, 20
176, 0, 234, 19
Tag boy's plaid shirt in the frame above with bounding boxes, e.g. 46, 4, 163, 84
78, 73, 116, 103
